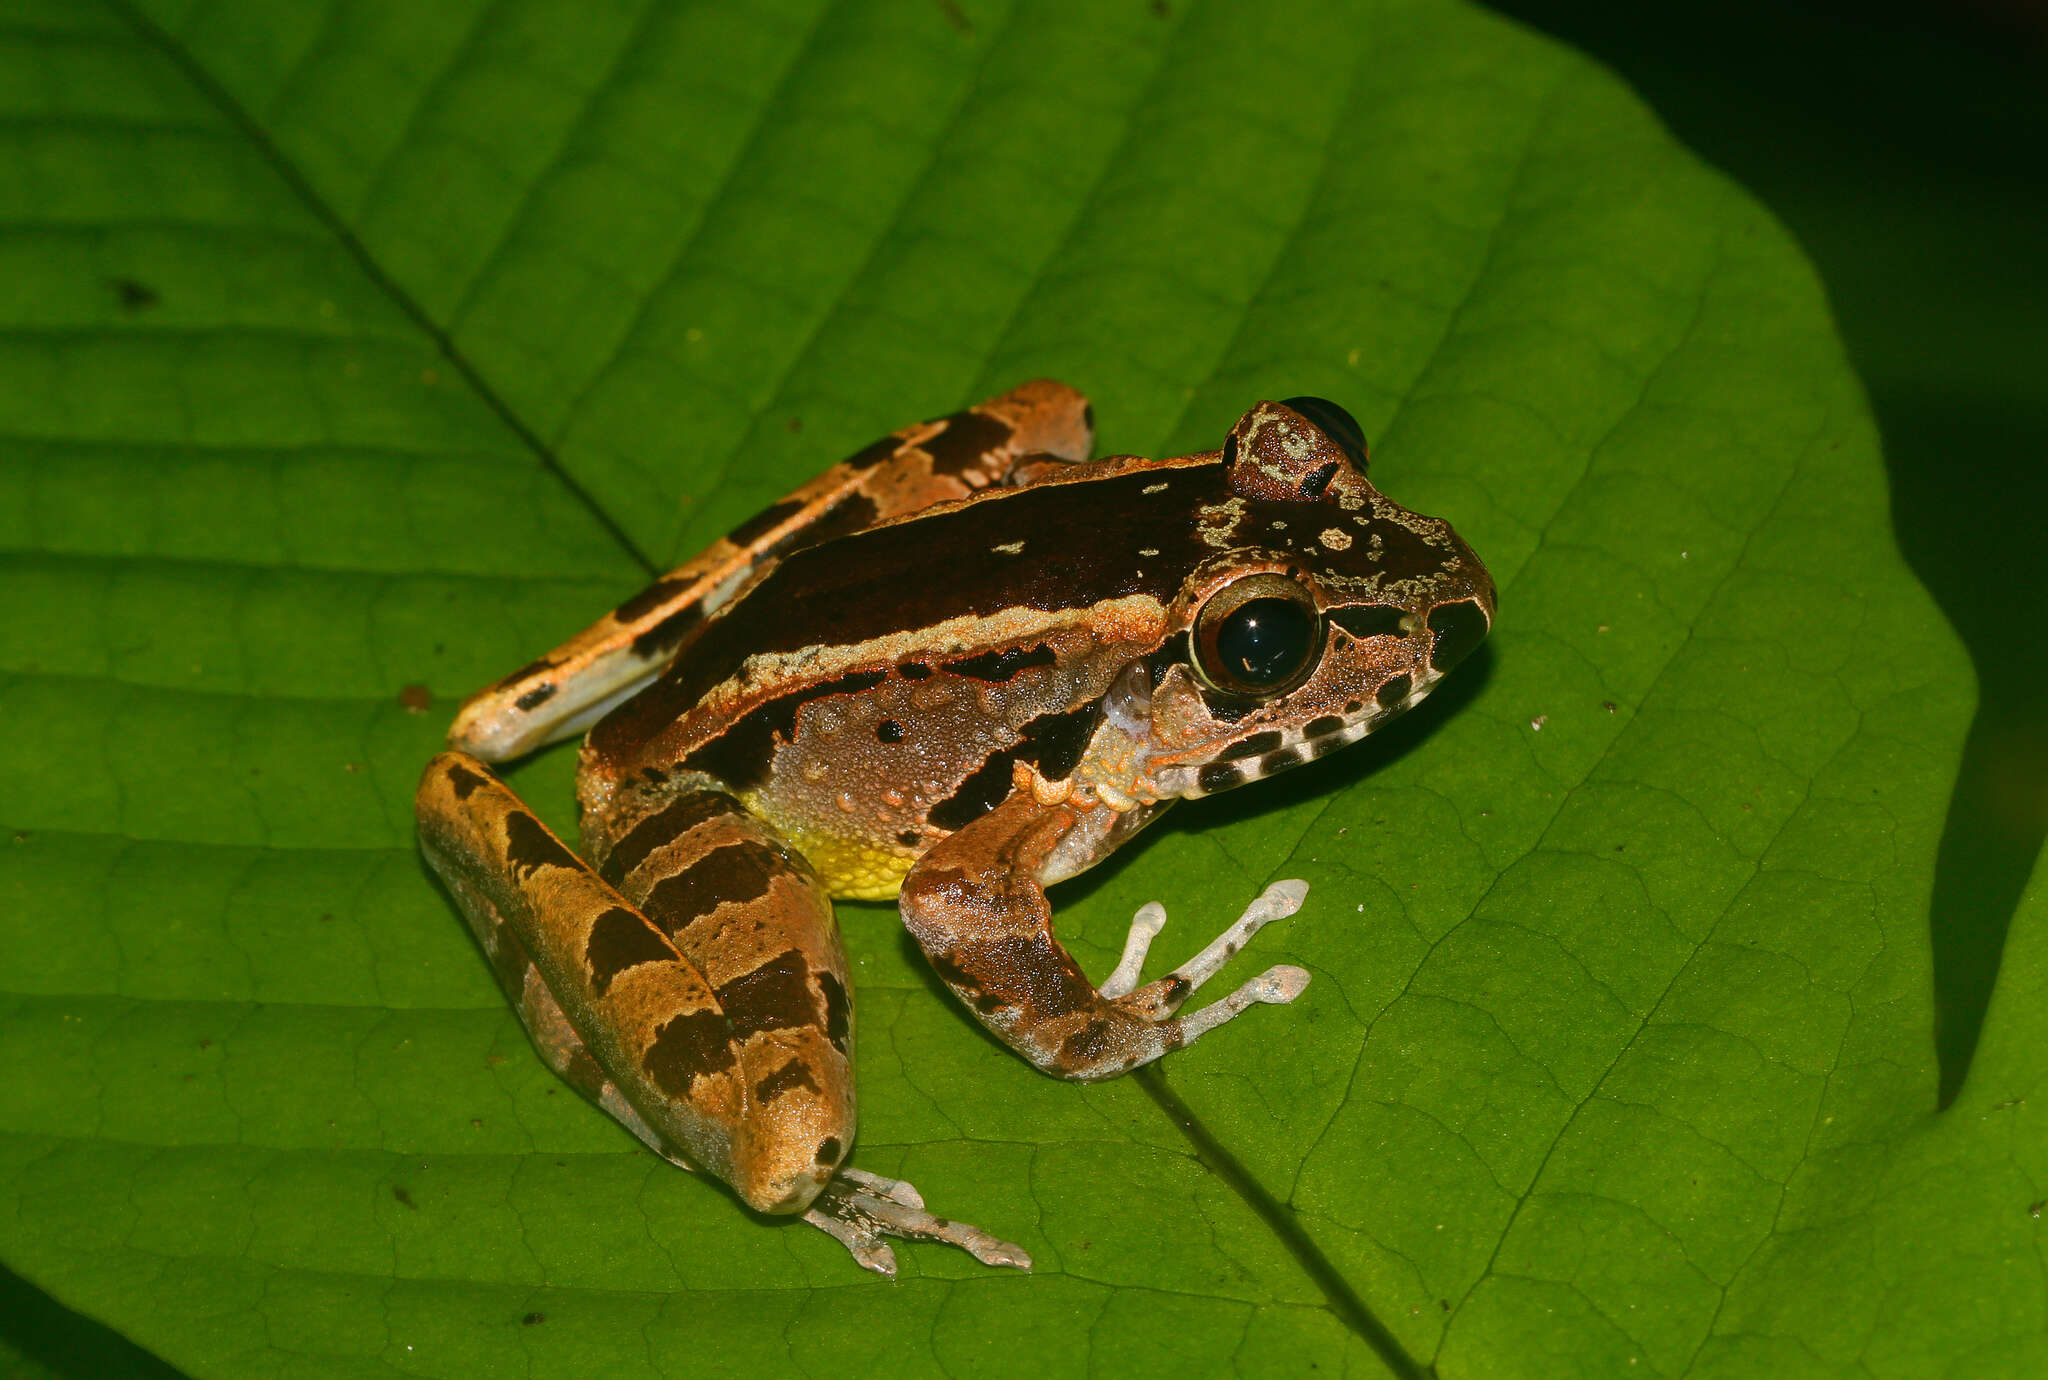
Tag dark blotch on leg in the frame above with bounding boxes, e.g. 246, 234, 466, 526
614, 575, 696, 624
921, 409, 1013, 475
1197, 762, 1241, 794
985, 935, 1096, 1020
601, 791, 744, 886
514, 682, 558, 712
643, 1007, 736, 1100
815, 1136, 844, 1166
1376, 674, 1411, 709
726, 497, 807, 549
446, 763, 494, 800
817, 970, 850, 1051
504, 812, 579, 881
641, 839, 784, 932
585, 906, 675, 998
715, 949, 816, 1040
755, 1058, 821, 1104
630, 605, 703, 659
929, 948, 1004, 1014
1303, 715, 1344, 739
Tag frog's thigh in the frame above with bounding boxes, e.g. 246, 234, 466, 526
900, 790, 1308, 1082
449, 379, 1094, 761
587, 784, 856, 1204
416, 753, 845, 1212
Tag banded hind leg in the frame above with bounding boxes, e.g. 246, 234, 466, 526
580, 769, 1028, 1275
418, 752, 1028, 1275
450, 379, 1094, 760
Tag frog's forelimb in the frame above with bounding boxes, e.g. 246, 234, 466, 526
900, 791, 1311, 1081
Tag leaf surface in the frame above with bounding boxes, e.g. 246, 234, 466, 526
2, 0, 2034, 1375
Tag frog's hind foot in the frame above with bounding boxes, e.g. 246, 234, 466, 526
803, 1167, 1032, 1278
1103, 879, 1312, 1038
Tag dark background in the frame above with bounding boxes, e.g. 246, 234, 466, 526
7, 1, 2044, 1373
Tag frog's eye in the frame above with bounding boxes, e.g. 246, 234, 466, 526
1192, 574, 1324, 698
1279, 395, 1367, 470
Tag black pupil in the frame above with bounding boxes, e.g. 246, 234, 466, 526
1217, 597, 1315, 688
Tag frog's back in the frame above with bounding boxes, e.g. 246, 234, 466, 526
577, 456, 1221, 897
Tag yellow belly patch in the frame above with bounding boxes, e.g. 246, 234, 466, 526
745, 801, 912, 901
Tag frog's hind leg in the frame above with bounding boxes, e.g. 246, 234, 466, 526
417, 752, 828, 1209
581, 772, 1031, 1277
453, 867, 688, 1167
449, 380, 1093, 762
804, 1168, 1031, 1276
901, 791, 1311, 1082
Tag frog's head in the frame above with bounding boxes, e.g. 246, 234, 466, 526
1145, 397, 1495, 800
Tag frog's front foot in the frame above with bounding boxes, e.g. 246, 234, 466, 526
803, 1167, 1032, 1277
1101, 879, 1312, 1038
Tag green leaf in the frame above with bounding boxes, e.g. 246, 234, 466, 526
0, 0, 2033, 1375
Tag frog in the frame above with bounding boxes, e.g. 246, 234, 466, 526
416, 380, 1495, 1276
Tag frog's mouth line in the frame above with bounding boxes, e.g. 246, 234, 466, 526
1167, 672, 1442, 799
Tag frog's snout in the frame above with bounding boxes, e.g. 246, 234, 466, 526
1420, 536, 1496, 677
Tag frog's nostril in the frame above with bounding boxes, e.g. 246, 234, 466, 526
1426, 600, 1489, 673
